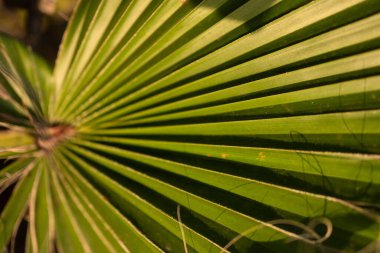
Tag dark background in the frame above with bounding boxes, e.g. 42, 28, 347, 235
0, 0, 77, 63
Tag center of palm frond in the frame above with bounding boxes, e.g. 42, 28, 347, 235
36, 123, 75, 151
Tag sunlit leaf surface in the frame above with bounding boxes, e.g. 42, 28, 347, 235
1, 0, 380, 252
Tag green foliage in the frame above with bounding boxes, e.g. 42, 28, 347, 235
1, 0, 380, 252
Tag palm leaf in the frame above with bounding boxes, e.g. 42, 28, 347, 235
1, 0, 380, 252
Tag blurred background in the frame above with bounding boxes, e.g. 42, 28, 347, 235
0, 0, 77, 64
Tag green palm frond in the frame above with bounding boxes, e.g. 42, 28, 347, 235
1, 0, 380, 252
